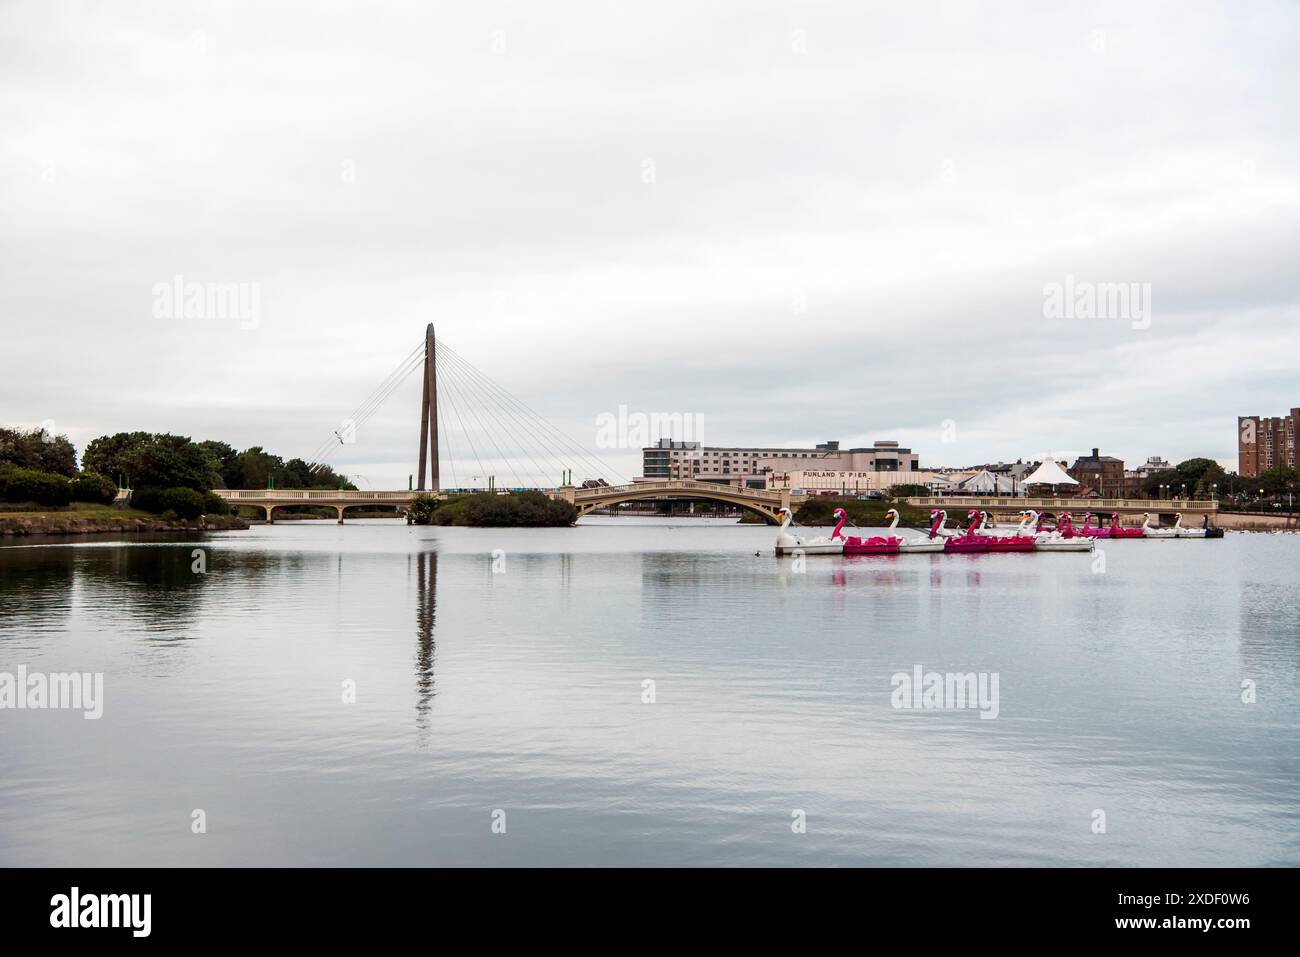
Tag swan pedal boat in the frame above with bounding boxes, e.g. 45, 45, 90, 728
831, 508, 901, 555
1107, 513, 1144, 539
973, 510, 1036, 551
1140, 512, 1179, 539
887, 508, 944, 552
1023, 511, 1093, 551
774, 507, 844, 555
926, 509, 962, 538
941, 510, 993, 553
1170, 513, 1208, 538
1077, 512, 1113, 538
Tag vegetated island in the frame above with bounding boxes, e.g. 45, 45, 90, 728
735, 495, 931, 528
406, 491, 577, 527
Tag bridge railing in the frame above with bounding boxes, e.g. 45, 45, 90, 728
214, 490, 416, 501
580, 480, 783, 500
904, 496, 1217, 511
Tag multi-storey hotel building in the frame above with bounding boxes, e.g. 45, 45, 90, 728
641, 439, 921, 488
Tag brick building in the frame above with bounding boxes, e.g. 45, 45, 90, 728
1068, 448, 1126, 497
1238, 409, 1299, 477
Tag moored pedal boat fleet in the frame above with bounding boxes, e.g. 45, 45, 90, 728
773, 507, 1221, 556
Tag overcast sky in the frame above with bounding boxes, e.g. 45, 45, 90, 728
2, 1, 1297, 488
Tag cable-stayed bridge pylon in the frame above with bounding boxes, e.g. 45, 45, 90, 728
304, 325, 627, 491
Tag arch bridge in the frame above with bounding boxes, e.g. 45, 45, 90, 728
561, 480, 793, 524
215, 489, 427, 523
214, 482, 797, 524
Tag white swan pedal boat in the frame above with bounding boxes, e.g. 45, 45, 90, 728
1022, 511, 1094, 551
774, 507, 844, 556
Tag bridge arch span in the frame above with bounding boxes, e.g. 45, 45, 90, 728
571, 482, 789, 524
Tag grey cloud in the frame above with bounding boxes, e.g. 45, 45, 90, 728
2, 1, 1298, 484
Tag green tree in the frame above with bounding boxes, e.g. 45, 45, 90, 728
70, 471, 119, 504
83, 432, 213, 491
1172, 457, 1225, 497
0, 426, 77, 477
406, 494, 440, 525
197, 440, 238, 489
1141, 469, 1176, 498
1255, 464, 1298, 498
0, 467, 72, 505
888, 484, 932, 499
229, 447, 284, 489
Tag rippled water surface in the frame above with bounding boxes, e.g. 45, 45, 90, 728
1, 518, 1297, 866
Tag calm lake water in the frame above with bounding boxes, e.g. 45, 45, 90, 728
1, 517, 1297, 866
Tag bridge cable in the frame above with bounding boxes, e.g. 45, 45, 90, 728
436, 339, 627, 484
305, 341, 425, 470
434, 352, 490, 486
435, 343, 591, 486
435, 340, 627, 484
304, 340, 423, 464
342, 346, 426, 436
436, 388, 458, 491
435, 345, 571, 486
307, 348, 424, 470
435, 340, 612, 483
435, 351, 530, 488
439, 353, 530, 488
437, 344, 582, 486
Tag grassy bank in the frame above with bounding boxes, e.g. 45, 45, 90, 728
0, 502, 249, 537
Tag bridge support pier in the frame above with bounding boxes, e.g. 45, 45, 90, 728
264, 505, 275, 524
336, 505, 346, 525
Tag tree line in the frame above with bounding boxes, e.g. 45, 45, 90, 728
1139, 457, 1297, 501
0, 425, 355, 517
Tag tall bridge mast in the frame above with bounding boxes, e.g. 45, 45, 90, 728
416, 322, 438, 491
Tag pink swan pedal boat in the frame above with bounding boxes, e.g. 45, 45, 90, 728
1077, 512, 1113, 538
1055, 512, 1086, 539
831, 507, 901, 555
974, 510, 1036, 552
943, 510, 992, 553
1108, 513, 1144, 539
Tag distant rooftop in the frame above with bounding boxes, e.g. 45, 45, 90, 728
1072, 447, 1123, 466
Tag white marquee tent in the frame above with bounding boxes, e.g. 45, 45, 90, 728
1022, 458, 1079, 487
957, 470, 1020, 495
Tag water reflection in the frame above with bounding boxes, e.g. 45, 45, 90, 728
1239, 574, 1300, 680
413, 550, 438, 744
2, 523, 1298, 867
0, 546, 75, 645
